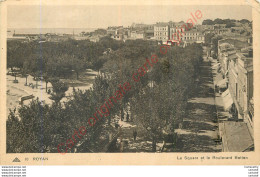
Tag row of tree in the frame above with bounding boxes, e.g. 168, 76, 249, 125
202, 18, 251, 28
7, 36, 124, 80
7, 38, 203, 152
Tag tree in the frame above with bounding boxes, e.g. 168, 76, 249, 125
226, 22, 236, 28
49, 79, 68, 103
205, 33, 215, 46
7, 99, 51, 153
202, 19, 214, 25
239, 19, 250, 24
71, 55, 85, 80
21, 68, 29, 85
43, 73, 50, 93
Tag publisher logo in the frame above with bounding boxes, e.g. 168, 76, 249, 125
12, 157, 21, 162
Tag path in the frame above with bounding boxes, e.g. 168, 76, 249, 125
174, 51, 222, 152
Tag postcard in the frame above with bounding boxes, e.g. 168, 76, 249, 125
0, 0, 259, 165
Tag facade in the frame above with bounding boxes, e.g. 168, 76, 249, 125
196, 24, 214, 32
130, 30, 145, 39
154, 23, 170, 43
144, 25, 154, 39
236, 52, 253, 135
168, 27, 205, 46
111, 34, 124, 41
218, 42, 236, 75
227, 51, 253, 134
218, 41, 254, 141
217, 40, 254, 151
107, 26, 123, 36
181, 30, 205, 45
213, 24, 230, 35
108, 27, 125, 41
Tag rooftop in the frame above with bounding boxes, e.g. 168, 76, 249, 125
155, 22, 169, 27
219, 121, 254, 152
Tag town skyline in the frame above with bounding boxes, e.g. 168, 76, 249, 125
8, 5, 252, 29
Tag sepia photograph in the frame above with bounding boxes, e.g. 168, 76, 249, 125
0, 0, 259, 165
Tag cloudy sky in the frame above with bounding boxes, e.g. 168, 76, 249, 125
7, 5, 252, 28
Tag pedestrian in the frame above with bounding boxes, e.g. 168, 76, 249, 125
126, 112, 129, 122
115, 122, 119, 129
133, 130, 137, 141
215, 85, 218, 93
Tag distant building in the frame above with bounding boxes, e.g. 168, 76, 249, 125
107, 26, 121, 36
107, 26, 125, 41
93, 29, 107, 35
213, 24, 226, 30
218, 42, 236, 75
130, 23, 154, 40
154, 23, 169, 43
196, 24, 214, 32
213, 24, 230, 35
130, 30, 145, 39
144, 25, 154, 39
169, 29, 205, 46
111, 33, 124, 41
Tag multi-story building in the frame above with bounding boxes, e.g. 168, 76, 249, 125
108, 26, 125, 41
218, 42, 237, 76
218, 41, 254, 152
154, 23, 169, 43
130, 30, 145, 39
107, 27, 118, 36
168, 26, 205, 46
144, 25, 154, 39
213, 24, 230, 35
196, 24, 214, 34
226, 50, 253, 133
236, 50, 253, 135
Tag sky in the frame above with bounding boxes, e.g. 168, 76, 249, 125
7, 5, 252, 29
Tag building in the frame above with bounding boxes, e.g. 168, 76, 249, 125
196, 24, 214, 33
234, 51, 253, 134
217, 41, 254, 151
111, 34, 124, 41
144, 25, 154, 39
218, 42, 236, 76
107, 26, 125, 41
130, 30, 145, 39
107, 26, 123, 36
179, 29, 205, 46
154, 23, 169, 43
213, 24, 230, 35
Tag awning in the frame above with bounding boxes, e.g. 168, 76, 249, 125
219, 122, 254, 152
216, 79, 227, 88
221, 89, 233, 111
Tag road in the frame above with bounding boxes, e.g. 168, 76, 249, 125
174, 48, 222, 152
